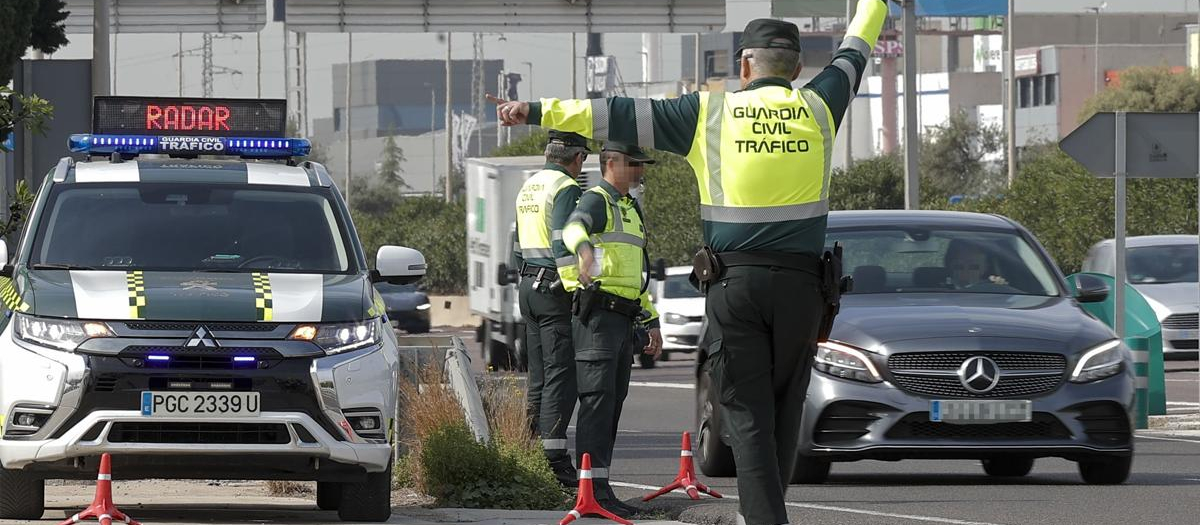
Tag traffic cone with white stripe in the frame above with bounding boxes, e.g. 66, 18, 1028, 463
58, 453, 141, 525
642, 431, 722, 501
560, 453, 632, 525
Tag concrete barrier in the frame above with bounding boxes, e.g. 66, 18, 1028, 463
429, 295, 481, 328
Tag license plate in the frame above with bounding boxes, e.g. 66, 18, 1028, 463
930, 400, 1031, 424
1179, 330, 1198, 340
140, 392, 260, 417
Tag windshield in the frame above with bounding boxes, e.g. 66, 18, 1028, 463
827, 228, 1060, 296
663, 274, 703, 298
30, 182, 354, 273
1127, 244, 1198, 284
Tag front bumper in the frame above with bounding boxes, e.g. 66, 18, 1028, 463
661, 321, 702, 351
0, 325, 398, 477
1160, 326, 1199, 354
389, 308, 431, 332
800, 367, 1136, 461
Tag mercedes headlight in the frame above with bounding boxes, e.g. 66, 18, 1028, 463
289, 319, 381, 355
12, 313, 113, 352
663, 312, 689, 325
1070, 339, 1125, 383
814, 341, 883, 383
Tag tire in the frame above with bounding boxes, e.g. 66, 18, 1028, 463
407, 323, 431, 335
638, 352, 657, 369
1078, 455, 1132, 485
695, 369, 736, 477
513, 325, 528, 373
338, 460, 393, 522
982, 457, 1034, 478
485, 340, 510, 372
790, 455, 831, 484
659, 350, 671, 362
317, 481, 343, 510
0, 467, 44, 520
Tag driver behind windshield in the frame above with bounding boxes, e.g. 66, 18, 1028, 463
945, 240, 1007, 289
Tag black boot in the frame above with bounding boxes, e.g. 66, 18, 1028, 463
549, 457, 578, 488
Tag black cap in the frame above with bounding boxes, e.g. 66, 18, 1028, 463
547, 130, 591, 151
736, 18, 802, 58
602, 141, 655, 164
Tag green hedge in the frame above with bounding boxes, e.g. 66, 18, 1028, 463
352, 191, 467, 294
419, 424, 565, 510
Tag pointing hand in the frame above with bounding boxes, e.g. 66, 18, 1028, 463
487, 94, 530, 126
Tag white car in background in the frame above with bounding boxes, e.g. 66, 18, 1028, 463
1083, 235, 1198, 357
651, 266, 705, 363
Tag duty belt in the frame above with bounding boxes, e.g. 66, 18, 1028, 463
718, 251, 822, 276
595, 290, 642, 318
520, 263, 558, 278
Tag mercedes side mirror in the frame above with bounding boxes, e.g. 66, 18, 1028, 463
1073, 274, 1110, 303
0, 240, 9, 277
371, 246, 427, 285
649, 258, 668, 281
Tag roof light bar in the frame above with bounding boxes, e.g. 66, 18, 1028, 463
69, 133, 311, 159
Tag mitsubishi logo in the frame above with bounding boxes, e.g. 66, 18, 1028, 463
185, 326, 219, 348
958, 356, 1001, 393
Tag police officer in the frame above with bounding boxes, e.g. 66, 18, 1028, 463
513, 130, 589, 487
560, 141, 662, 519
490, 2, 888, 523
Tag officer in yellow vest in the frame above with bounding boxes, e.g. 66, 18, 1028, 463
513, 130, 589, 487
490, 2, 888, 522
560, 141, 662, 519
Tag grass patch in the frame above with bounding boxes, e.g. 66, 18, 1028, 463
264, 481, 313, 498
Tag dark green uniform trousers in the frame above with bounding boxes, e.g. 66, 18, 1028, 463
518, 276, 577, 464
704, 265, 823, 525
573, 308, 635, 501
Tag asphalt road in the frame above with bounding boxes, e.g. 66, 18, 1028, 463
456, 331, 1200, 525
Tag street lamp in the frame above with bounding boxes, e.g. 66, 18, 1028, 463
424, 82, 437, 193
1086, 2, 1108, 95
522, 61, 534, 100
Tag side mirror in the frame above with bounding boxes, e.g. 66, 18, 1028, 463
0, 240, 10, 277
649, 258, 668, 281
371, 246, 426, 285
1073, 274, 1109, 303
497, 263, 520, 286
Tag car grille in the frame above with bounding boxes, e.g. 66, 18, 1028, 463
120, 347, 282, 370
812, 401, 891, 446
108, 422, 290, 445
123, 322, 280, 332
1162, 313, 1198, 330
888, 352, 1065, 399
1073, 402, 1132, 446
1170, 339, 1199, 350
888, 352, 1066, 371
886, 413, 1071, 440
891, 374, 1062, 399
666, 335, 700, 346
685, 315, 703, 323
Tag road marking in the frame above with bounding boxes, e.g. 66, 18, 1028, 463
1166, 401, 1200, 406
629, 381, 695, 390
1165, 379, 1200, 382
610, 481, 1004, 525
1137, 434, 1200, 444
567, 425, 643, 434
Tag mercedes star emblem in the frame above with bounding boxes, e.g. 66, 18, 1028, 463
957, 356, 1001, 393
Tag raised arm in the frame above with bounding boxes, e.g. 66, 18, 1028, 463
803, 0, 889, 129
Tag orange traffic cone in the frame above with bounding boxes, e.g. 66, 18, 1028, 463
560, 453, 633, 525
58, 453, 141, 525
643, 431, 722, 501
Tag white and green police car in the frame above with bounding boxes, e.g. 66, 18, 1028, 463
0, 97, 422, 521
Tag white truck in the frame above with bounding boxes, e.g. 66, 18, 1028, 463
465, 156, 599, 371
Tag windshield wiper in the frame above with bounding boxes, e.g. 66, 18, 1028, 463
30, 263, 97, 271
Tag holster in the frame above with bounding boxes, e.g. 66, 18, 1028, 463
817, 243, 853, 341
572, 281, 603, 323
689, 246, 723, 293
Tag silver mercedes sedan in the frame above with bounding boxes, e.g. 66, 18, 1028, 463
696, 211, 1135, 485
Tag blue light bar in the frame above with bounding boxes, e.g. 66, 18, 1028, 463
147, 355, 170, 361
233, 356, 256, 362
69, 134, 311, 159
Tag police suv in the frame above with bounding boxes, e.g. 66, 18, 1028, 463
0, 97, 423, 521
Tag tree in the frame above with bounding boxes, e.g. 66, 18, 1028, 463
377, 134, 411, 189
0, 0, 68, 148
919, 109, 1006, 198
1079, 66, 1200, 122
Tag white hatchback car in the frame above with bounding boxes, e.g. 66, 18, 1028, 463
651, 266, 705, 362
1082, 235, 1198, 357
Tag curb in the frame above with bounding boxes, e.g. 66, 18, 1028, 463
1148, 414, 1200, 431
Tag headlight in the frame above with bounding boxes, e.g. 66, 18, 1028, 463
814, 341, 883, 383
663, 312, 688, 325
12, 313, 113, 352
1070, 339, 1124, 383
416, 302, 431, 311
289, 319, 380, 355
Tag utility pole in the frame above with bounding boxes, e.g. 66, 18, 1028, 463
586, 33, 604, 98
301, 33, 309, 137
471, 33, 484, 157
445, 33, 454, 203
843, 0, 855, 169
1006, 0, 1017, 185
694, 33, 702, 91
1087, 3, 1107, 96
257, 32, 262, 98
902, 0, 919, 210
202, 34, 213, 97
345, 33, 353, 206
93, 0, 111, 97
571, 34, 578, 98
177, 34, 183, 97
